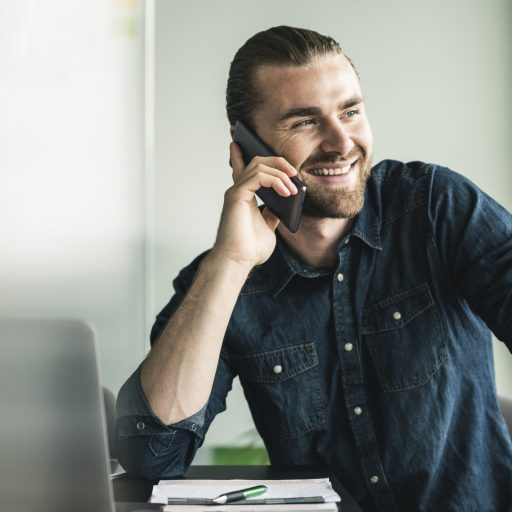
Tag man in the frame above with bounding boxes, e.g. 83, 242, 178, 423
116, 26, 512, 511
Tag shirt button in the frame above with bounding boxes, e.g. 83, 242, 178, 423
370, 475, 379, 485
337, 273, 344, 282
273, 364, 283, 374
353, 406, 363, 416
392, 311, 402, 320
344, 343, 353, 352
191, 424, 198, 431
136, 421, 145, 430
344, 237, 350, 245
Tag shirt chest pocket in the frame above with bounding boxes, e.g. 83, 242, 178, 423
361, 284, 448, 392
234, 343, 327, 440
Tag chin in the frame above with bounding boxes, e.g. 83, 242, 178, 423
301, 153, 372, 219
301, 185, 367, 219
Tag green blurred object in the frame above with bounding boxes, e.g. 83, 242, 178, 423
212, 446, 270, 465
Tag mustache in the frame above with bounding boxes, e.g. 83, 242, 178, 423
301, 147, 366, 168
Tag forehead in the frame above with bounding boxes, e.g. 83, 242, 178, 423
253, 54, 361, 119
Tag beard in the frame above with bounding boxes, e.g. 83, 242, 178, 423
299, 147, 373, 219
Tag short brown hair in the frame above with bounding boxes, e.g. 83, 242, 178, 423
226, 26, 352, 127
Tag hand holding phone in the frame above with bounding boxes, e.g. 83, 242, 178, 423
233, 121, 306, 233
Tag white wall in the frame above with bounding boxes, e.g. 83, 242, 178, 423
153, 0, 512, 447
0, 0, 147, 393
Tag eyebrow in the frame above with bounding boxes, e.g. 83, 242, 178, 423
278, 95, 364, 123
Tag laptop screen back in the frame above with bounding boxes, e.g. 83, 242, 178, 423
0, 319, 114, 512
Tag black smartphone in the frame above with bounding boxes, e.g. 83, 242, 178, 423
233, 121, 306, 233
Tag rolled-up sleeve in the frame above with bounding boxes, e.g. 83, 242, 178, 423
115, 365, 198, 478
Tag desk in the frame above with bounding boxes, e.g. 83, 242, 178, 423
114, 465, 363, 512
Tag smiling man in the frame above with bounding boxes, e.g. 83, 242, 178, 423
116, 27, 512, 511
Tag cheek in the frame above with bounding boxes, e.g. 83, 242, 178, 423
288, 148, 314, 170
276, 136, 315, 168
358, 119, 373, 150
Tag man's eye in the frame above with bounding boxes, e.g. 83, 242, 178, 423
292, 119, 314, 128
345, 109, 360, 118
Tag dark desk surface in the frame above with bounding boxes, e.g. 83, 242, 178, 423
114, 465, 362, 512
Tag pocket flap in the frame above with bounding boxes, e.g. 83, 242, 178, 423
235, 343, 318, 384
362, 284, 435, 334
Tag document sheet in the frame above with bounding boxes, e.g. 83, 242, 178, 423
150, 478, 341, 511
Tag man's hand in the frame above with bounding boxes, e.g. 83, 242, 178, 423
211, 142, 298, 270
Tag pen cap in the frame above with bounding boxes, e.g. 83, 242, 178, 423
244, 485, 267, 498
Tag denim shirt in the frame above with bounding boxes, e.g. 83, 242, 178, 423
116, 160, 512, 512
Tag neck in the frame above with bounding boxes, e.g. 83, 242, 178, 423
277, 216, 353, 268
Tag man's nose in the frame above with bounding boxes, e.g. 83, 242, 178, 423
319, 119, 355, 157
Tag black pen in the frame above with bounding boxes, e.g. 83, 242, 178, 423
212, 485, 268, 504
166, 495, 326, 506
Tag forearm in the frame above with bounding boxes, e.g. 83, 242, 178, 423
140, 251, 250, 425
141, 144, 296, 425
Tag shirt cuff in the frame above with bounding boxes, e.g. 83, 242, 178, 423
116, 364, 207, 436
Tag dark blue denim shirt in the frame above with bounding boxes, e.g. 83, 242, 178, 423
117, 160, 512, 511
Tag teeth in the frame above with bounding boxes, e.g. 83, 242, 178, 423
309, 164, 352, 176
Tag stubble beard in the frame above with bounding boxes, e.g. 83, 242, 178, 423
299, 149, 373, 219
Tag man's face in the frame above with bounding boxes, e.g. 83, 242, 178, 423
251, 53, 373, 219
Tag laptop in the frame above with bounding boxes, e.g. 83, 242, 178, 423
0, 319, 156, 512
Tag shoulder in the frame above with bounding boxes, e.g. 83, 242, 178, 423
370, 159, 431, 201
371, 159, 476, 193
368, 160, 474, 221
370, 159, 444, 188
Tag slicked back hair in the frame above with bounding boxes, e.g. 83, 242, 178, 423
226, 26, 355, 127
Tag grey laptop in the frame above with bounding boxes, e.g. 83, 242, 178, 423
0, 319, 154, 512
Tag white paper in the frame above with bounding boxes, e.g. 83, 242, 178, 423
150, 478, 341, 511
162, 504, 337, 511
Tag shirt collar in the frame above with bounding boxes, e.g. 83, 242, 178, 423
266, 172, 383, 296
350, 180, 383, 251
268, 235, 333, 297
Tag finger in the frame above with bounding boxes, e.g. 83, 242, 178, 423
246, 155, 297, 178
267, 156, 297, 178
261, 206, 280, 231
229, 171, 293, 204
241, 164, 298, 195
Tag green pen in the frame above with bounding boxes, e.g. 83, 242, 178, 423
212, 484, 268, 504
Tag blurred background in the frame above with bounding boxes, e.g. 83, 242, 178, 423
1, 0, 511, 464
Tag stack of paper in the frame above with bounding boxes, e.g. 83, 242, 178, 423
150, 478, 341, 511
